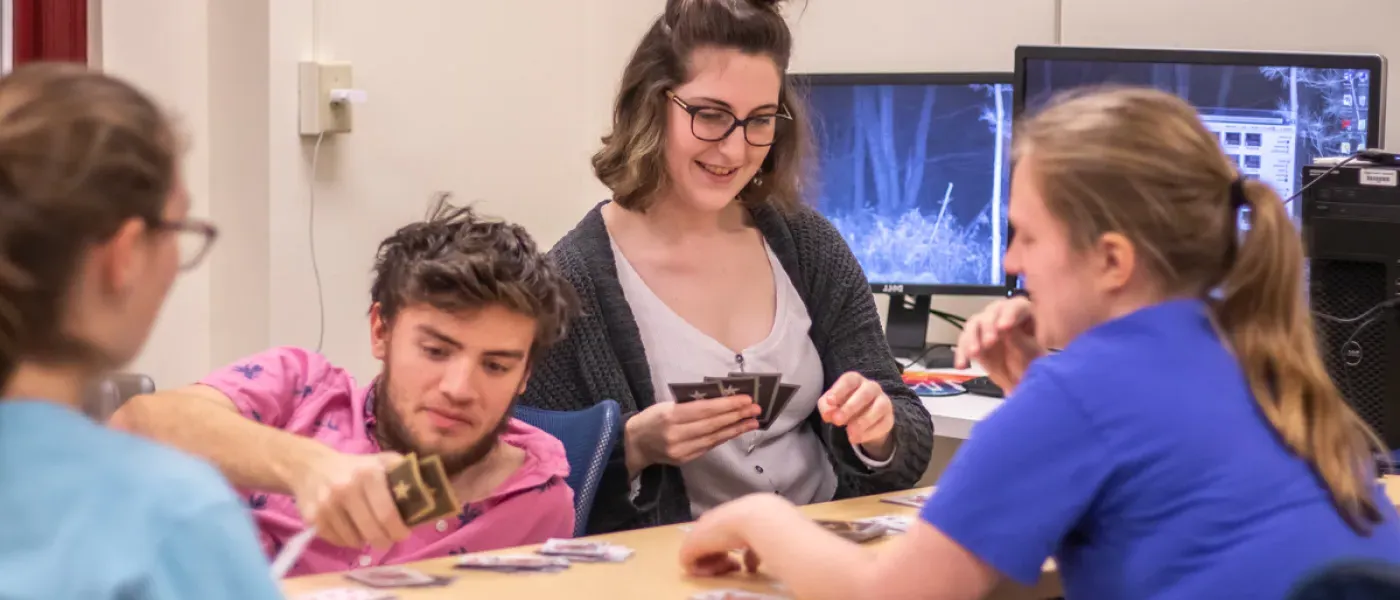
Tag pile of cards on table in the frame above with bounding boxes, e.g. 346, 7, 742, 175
343, 565, 453, 589
386, 453, 462, 527
690, 590, 791, 600
454, 554, 572, 573
669, 372, 798, 430
854, 514, 913, 534
292, 589, 399, 600
536, 538, 635, 562
879, 491, 931, 508
814, 518, 888, 543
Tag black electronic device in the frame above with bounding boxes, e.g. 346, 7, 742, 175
1301, 160, 1400, 450
793, 72, 1017, 359
961, 376, 1005, 399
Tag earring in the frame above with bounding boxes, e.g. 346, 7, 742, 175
751, 173, 763, 187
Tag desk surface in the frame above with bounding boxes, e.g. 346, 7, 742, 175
282, 478, 1400, 599
282, 488, 1061, 600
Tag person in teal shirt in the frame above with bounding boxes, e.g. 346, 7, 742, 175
0, 63, 282, 599
677, 86, 1400, 599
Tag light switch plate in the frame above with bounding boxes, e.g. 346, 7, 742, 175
299, 61, 354, 135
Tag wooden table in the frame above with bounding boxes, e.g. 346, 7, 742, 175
283, 487, 1062, 599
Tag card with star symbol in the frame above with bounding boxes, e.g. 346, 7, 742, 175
408, 454, 462, 527
704, 375, 762, 417
386, 453, 435, 525
668, 381, 726, 404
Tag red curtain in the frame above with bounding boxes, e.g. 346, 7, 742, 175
13, 0, 88, 65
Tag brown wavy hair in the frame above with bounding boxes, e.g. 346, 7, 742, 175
1015, 86, 1386, 533
592, 0, 813, 213
0, 63, 179, 391
369, 195, 578, 363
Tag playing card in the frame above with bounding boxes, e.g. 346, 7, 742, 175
344, 565, 450, 588
669, 381, 726, 404
690, 590, 790, 600
454, 554, 571, 573
728, 372, 781, 410
537, 538, 634, 562
385, 454, 435, 525
879, 492, 931, 508
760, 384, 799, 430
814, 519, 887, 543
408, 454, 461, 527
291, 589, 398, 600
704, 376, 762, 416
855, 515, 914, 534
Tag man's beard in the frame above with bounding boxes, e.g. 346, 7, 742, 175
372, 375, 515, 477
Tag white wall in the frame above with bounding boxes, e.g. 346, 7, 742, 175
95, 0, 1399, 387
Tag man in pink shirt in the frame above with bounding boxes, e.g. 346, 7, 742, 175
111, 201, 579, 576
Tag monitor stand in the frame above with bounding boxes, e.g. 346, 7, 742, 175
886, 293, 955, 368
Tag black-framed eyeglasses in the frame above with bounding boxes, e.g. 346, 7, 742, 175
666, 90, 792, 147
152, 218, 219, 271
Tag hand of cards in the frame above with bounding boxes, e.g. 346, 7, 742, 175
669, 372, 798, 430
386, 452, 462, 527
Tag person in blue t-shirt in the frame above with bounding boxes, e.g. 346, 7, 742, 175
678, 86, 1400, 599
0, 63, 282, 599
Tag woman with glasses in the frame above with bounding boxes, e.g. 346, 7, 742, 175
0, 63, 280, 598
521, 0, 934, 535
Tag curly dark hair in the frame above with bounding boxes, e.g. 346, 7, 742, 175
369, 195, 578, 359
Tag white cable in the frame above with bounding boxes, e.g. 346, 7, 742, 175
308, 132, 327, 354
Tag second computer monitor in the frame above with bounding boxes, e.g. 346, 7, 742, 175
1015, 46, 1386, 210
798, 72, 1014, 296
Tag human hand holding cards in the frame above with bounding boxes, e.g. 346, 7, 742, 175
816, 371, 896, 457
623, 378, 765, 471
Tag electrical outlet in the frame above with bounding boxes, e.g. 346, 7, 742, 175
299, 61, 355, 135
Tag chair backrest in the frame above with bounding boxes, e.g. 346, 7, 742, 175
84, 373, 155, 422
512, 399, 621, 537
1288, 559, 1400, 599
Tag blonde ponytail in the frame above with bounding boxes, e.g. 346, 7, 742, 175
1215, 178, 1384, 533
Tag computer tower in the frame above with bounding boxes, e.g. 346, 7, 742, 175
1301, 162, 1400, 450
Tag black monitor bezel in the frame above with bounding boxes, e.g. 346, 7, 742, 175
792, 71, 1018, 297
1008, 45, 1388, 293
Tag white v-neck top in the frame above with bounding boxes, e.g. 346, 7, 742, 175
612, 237, 884, 517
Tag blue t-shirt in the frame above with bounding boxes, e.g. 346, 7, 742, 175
0, 400, 283, 599
921, 299, 1400, 599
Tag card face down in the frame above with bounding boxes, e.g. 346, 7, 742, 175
343, 565, 445, 588
410, 454, 461, 526
385, 453, 434, 524
704, 375, 761, 415
761, 383, 800, 430
814, 519, 887, 543
728, 372, 781, 408
669, 381, 726, 403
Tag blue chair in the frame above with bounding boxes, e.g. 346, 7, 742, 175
513, 399, 621, 537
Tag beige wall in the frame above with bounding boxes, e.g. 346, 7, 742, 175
95, 0, 1397, 387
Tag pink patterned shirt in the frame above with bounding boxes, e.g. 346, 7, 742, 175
199, 346, 574, 577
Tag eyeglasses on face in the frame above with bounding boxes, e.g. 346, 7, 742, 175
152, 218, 219, 271
666, 90, 793, 147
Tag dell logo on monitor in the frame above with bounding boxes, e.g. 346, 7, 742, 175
880, 284, 904, 294
1343, 340, 1364, 367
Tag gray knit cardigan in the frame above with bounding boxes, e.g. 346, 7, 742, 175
520, 200, 935, 534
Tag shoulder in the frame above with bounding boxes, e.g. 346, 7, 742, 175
547, 201, 609, 273
502, 418, 572, 482
755, 201, 847, 248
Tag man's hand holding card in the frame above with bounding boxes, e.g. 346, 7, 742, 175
817, 371, 896, 460
290, 450, 414, 550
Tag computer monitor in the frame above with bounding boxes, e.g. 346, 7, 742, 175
1016, 45, 1386, 208
796, 72, 1014, 359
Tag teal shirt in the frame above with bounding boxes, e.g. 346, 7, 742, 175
0, 400, 283, 599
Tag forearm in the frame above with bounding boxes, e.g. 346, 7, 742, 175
737, 504, 880, 600
114, 393, 331, 493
